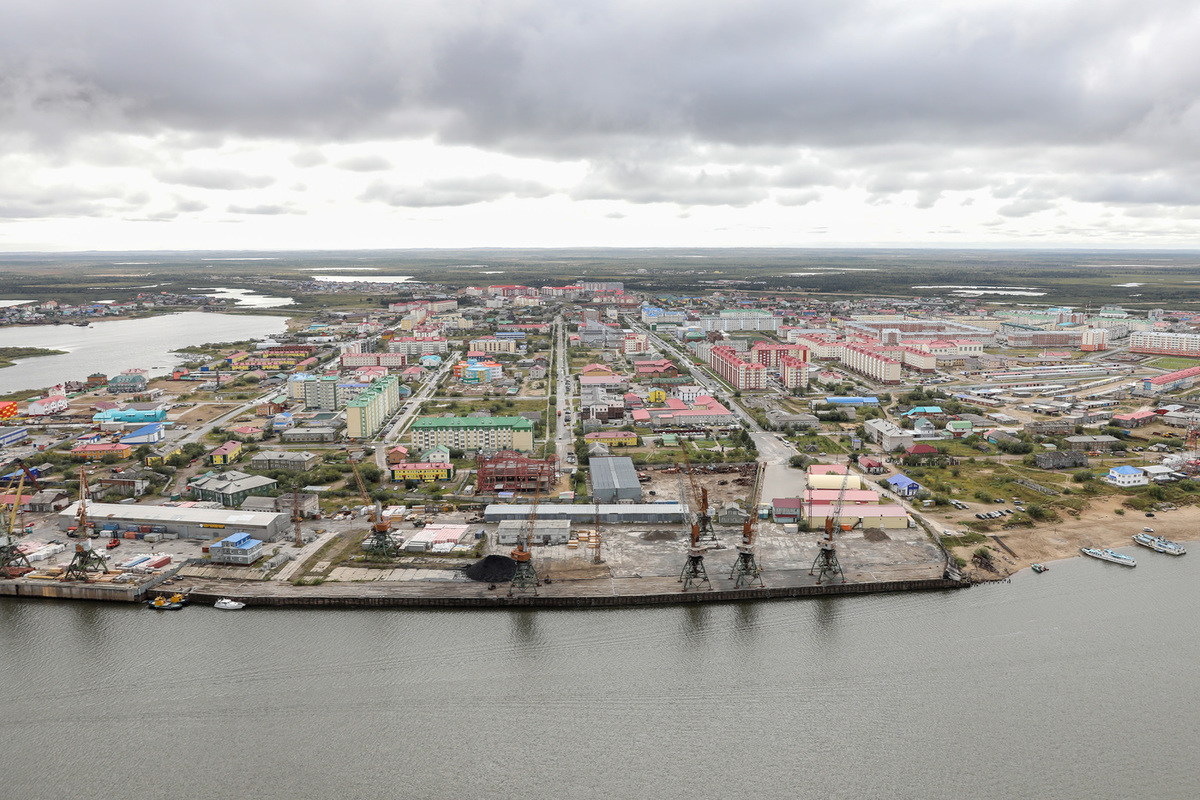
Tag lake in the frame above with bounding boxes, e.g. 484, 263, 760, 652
0, 312, 289, 394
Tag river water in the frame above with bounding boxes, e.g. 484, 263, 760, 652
2, 549, 1197, 800
0, 312, 289, 394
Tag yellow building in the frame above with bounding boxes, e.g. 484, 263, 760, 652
584, 431, 639, 447
647, 389, 666, 403
390, 462, 455, 482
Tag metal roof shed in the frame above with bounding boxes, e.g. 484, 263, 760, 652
589, 456, 643, 504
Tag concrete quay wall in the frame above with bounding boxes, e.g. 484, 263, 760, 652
162, 577, 966, 610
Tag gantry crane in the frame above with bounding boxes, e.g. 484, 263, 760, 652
729, 461, 765, 588
62, 466, 108, 582
1, 473, 34, 578
810, 471, 849, 584
509, 483, 540, 595
354, 462, 399, 559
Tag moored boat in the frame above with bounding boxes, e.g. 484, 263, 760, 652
214, 598, 245, 610
1080, 547, 1136, 567
1132, 533, 1186, 556
147, 593, 186, 610
1031, 563, 1048, 573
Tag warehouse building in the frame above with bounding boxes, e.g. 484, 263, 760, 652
57, 502, 289, 541
496, 519, 572, 546
484, 503, 684, 524
589, 456, 643, 503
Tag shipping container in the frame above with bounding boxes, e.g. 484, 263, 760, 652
123, 532, 137, 539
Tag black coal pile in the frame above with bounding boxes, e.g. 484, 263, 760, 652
464, 554, 517, 582
640, 529, 677, 541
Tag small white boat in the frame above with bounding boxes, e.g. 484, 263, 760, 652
1080, 547, 1136, 567
214, 598, 245, 610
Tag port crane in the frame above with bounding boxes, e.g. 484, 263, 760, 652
729, 461, 765, 588
1, 473, 34, 578
810, 471, 849, 584
676, 444, 714, 592
62, 466, 108, 582
509, 483, 540, 596
354, 462, 399, 560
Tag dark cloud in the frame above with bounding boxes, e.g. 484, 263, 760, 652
360, 174, 554, 207
2, 1, 1200, 222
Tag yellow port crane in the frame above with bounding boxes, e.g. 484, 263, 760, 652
1, 473, 34, 578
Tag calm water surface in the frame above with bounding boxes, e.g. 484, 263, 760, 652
2, 550, 1197, 799
0, 312, 288, 393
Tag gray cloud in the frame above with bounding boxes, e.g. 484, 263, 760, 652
226, 203, 299, 215
3, 1, 1200, 224
154, 167, 275, 190
361, 174, 555, 207
335, 154, 392, 172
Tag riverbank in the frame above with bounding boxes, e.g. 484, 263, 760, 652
950, 496, 1195, 578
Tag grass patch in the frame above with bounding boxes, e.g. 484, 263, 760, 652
940, 531, 988, 548
0, 346, 67, 368
1147, 356, 1200, 371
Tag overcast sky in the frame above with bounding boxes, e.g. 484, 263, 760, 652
3, 0, 1199, 251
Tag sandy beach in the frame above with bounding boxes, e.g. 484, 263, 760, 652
948, 496, 1196, 579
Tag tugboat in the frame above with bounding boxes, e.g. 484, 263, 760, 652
1080, 547, 1137, 567
1031, 563, 1048, 574
1132, 532, 1186, 556
147, 593, 186, 610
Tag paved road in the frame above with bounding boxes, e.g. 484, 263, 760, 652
553, 317, 575, 465
373, 350, 460, 470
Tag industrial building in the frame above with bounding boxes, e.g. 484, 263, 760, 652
209, 532, 264, 565
484, 503, 684, 524
57, 502, 289, 541
475, 451, 558, 492
496, 519, 572, 546
590, 457, 643, 503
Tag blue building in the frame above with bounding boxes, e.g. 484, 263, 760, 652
93, 407, 167, 424
120, 423, 165, 445
0, 427, 28, 448
885, 474, 920, 498
209, 532, 264, 565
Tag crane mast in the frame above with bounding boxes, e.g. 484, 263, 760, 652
676, 444, 712, 592
356, 462, 399, 560
509, 483, 540, 595
729, 461, 765, 588
1, 473, 34, 578
810, 471, 848, 584
62, 466, 108, 582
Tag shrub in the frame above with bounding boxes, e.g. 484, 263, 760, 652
1072, 470, 1093, 483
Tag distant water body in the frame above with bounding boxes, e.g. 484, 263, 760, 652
311, 274, 413, 283
0, 312, 288, 393
3, 550, 1197, 799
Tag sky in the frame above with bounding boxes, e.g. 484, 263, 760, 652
2, 0, 1200, 251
